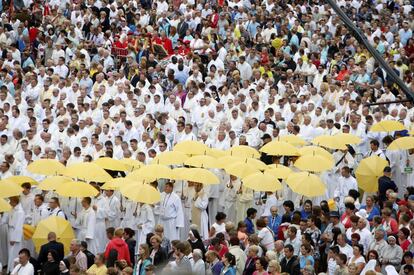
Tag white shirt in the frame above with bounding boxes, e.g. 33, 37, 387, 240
11, 262, 34, 275
258, 227, 275, 250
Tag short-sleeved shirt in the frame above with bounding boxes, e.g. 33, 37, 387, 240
258, 227, 275, 250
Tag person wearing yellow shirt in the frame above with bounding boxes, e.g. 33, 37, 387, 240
86, 253, 107, 275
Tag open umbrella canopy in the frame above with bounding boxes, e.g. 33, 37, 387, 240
151, 151, 189, 165
226, 145, 261, 159
259, 141, 300, 156
101, 178, 144, 190
93, 157, 129, 171
286, 172, 326, 197
127, 164, 179, 182
370, 120, 406, 132
54, 181, 99, 198
37, 176, 72, 191
119, 158, 144, 171
7, 176, 38, 186
0, 198, 11, 212
333, 133, 362, 145
278, 135, 307, 146
312, 135, 347, 150
0, 179, 22, 198
206, 148, 226, 158
217, 156, 267, 170
265, 164, 292, 179
27, 159, 65, 176
62, 163, 112, 182
174, 140, 209, 155
355, 155, 388, 192
32, 216, 75, 256
184, 155, 219, 169
294, 154, 334, 172
119, 183, 160, 204
298, 146, 334, 162
224, 162, 261, 179
388, 136, 414, 150
243, 172, 282, 192
175, 168, 220, 184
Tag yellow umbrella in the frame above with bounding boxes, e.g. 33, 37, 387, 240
175, 168, 220, 184
294, 154, 334, 172
37, 176, 72, 191
224, 162, 260, 179
227, 145, 261, 159
93, 157, 129, 171
355, 156, 388, 192
217, 156, 267, 170
127, 164, 179, 182
312, 135, 347, 150
62, 163, 112, 182
265, 164, 292, 179
101, 178, 144, 190
260, 141, 300, 156
32, 216, 75, 256
206, 148, 226, 158
371, 120, 406, 132
54, 181, 99, 198
333, 133, 362, 145
27, 159, 65, 176
0, 179, 22, 198
184, 155, 219, 169
174, 140, 208, 155
151, 151, 189, 165
278, 135, 307, 146
119, 158, 144, 171
286, 172, 326, 197
298, 146, 334, 162
119, 183, 160, 204
388, 136, 414, 150
0, 198, 11, 212
24, 224, 35, 240
243, 172, 282, 192
7, 176, 38, 186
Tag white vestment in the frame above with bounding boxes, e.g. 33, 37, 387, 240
7, 204, 25, 273
92, 195, 109, 253
192, 190, 209, 240
106, 195, 121, 228
135, 204, 155, 249
157, 192, 184, 241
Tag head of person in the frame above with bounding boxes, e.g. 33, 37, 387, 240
284, 244, 294, 259
222, 252, 236, 267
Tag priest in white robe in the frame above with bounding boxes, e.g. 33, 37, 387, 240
104, 190, 121, 228
135, 203, 155, 249
0, 213, 9, 268
31, 194, 49, 226
235, 180, 254, 223
92, 191, 109, 253
76, 197, 97, 254
223, 175, 239, 222
191, 182, 209, 240
7, 196, 25, 273
157, 182, 184, 241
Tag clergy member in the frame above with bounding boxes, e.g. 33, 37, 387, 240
191, 182, 209, 240
76, 197, 97, 254
7, 196, 25, 273
158, 182, 184, 241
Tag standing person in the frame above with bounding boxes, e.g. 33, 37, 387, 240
7, 196, 25, 274
174, 241, 192, 273
245, 208, 257, 235
267, 206, 281, 239
280, 244, 300, 275
135, 203, 155, 247
378, 166, 398, 208
37, 232, 64, 265
69, 239, 88, 271
223, 175, 239, 222
104, 228, 131, 266
236, 182, 254, 223
41, 250, 60, 275
192, 249, 206, 275
11, 248, 34, 275
32, 194, 49, 226
221, 252, 237, 275
92, 186, 109, 253
47, 197, 66, 219
157, 182, 184, 241
256, 218, 275, 251
134, 243, 152, 275
104, 189, 121, 228
191, 182, 209, 240
76, 197, 97, 254
228, 236, 247, 275
149, 235, 167, 270
86, 253, 107, 275
123, 228, 136, 266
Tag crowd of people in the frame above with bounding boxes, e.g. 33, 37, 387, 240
0, 0, 413, 273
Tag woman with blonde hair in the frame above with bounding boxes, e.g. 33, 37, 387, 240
267, 260, 281, 275
135, 243, 152, 275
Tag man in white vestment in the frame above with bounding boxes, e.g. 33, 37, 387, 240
76, 197, 97, 254
31, 194, 49, 226
48, 197, 67, 219
191, 182, 209, 240
334, 166, 358, 206
104, 190, 121, 228
135, 203, 155, 248
7, 196, 25, 273
92, 191, 109, 253
157, 182, 184, 241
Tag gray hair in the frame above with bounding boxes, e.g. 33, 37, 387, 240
193, 249, 203, 259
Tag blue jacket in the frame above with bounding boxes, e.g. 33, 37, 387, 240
221, 266, 237, 275
267, 214, 282, 239
244, 218, 255, 235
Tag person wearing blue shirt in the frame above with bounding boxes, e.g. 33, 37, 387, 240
300, 200, 313, 220
359, 195, 381, 223
220, 253, 237, 275
299, 244, 315, 269
267, 206, 282, 240
244, 208, 257, 235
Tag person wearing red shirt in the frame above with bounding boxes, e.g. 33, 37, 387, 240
176, 40, 191, 56
104, 228, 131, 266
397, 200, 413, 221
160, 32, 173, 55
398, 228, 411, 252
381, 207, 399, 236
208, 237, 229, 258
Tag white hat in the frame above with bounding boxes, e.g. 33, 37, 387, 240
356, 209, 368, 220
